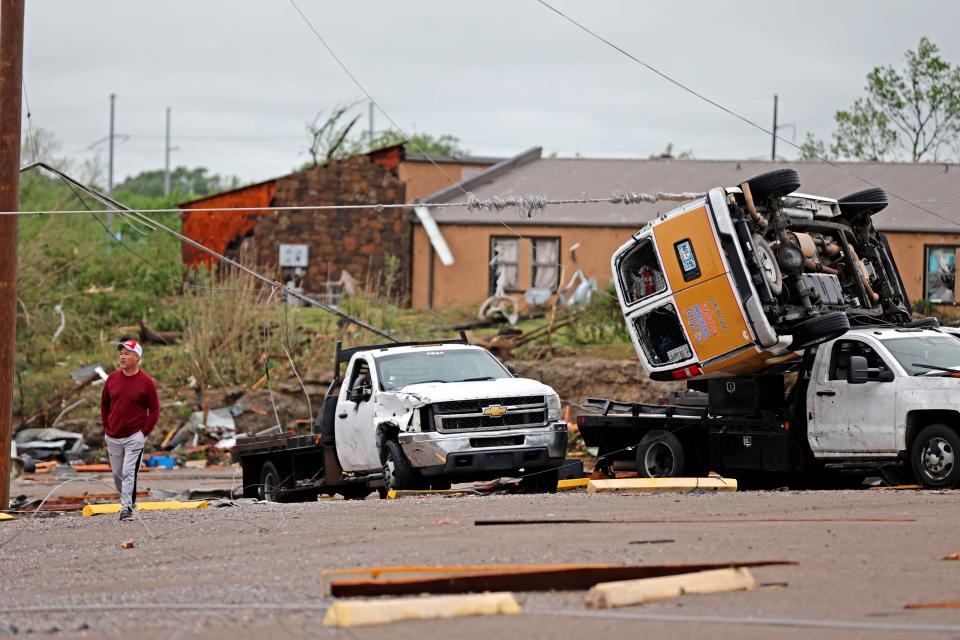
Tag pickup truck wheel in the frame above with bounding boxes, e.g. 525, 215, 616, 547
382, 439, 418, 491
636, 430, 685, 478
838, 188, 888, 217
745, 169, 801, 200
259, 461, 283, 502
753, 234, 782, 295
911, 424, 960, 488
789, 312, 850, 350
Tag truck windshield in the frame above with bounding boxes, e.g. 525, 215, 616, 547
882, 335, 960, 376
376, 349, 510, 390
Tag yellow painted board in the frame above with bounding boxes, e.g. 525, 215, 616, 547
323, 592, 521, 628
82, 500, 208, 517
586, 567, 756, 608
587, 477, 737, 494
557, 478, 590, 491
0, 512, 14, 521
386, 489, 477, 499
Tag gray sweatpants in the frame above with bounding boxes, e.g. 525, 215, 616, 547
105, 431, 146, 509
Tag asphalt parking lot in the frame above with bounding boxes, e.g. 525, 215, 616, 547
2, 470, 959, 639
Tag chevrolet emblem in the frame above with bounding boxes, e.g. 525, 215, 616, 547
482, 405, 508, 418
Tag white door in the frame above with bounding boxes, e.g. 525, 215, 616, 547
335, 357, 382, 472
808, 338, 898, 454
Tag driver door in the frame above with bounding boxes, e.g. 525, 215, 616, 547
809, 338, 897, 454
335, 356, 382, 472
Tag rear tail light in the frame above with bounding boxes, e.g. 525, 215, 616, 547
670, 365, 703, 380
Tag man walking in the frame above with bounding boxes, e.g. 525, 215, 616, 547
101, 339, 160, 521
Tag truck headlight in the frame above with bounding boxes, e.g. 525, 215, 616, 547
546, 394, 562, 422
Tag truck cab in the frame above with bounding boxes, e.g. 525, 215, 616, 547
236, 335, 568, 500
806, 327, 960, 486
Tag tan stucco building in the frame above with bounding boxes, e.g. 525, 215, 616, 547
413, 149, 960, 314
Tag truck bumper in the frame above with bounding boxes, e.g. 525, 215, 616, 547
398, 423, 568, 478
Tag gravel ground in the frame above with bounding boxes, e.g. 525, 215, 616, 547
2, 471, 959, 639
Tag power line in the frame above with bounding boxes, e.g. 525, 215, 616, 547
532, 0, 960, 230
285, 0, 469, 197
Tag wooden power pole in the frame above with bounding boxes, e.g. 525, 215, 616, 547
0, 0, 24, 509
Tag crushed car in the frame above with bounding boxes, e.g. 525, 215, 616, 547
612, 169, 917, 380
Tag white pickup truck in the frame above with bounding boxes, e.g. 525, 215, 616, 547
578, 327, 960, 488
235, 335, 568, 500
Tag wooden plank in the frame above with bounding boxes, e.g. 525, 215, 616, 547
557, 478, 590, 491
587, 477, 737, 494
82, 500, 208, 517
905, 601, 960, 610
327, 561, 793, 597
586, 567, 757, 609
323, 592, 520, 627
0, 512, 13, 521
385, 489, 479, 499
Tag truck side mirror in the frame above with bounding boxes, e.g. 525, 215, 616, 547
847, 355, 868, 384
506, 364, 519, 378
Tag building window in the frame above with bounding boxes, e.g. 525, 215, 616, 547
531, 237, 561, 291
489, 237, 520, 294
924, 245, 957, 303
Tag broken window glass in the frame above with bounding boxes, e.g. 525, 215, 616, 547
531, 237, 560, 290
489, 237, 520, 293
633, 303, 692, 366
924, 246, 956, 303
617, 238, 666, 305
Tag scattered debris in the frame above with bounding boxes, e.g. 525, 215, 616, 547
586, 567, 757, 609
0, 513, 14, 522
944, 552, 960, 561
587, 477, 737, 494
432, 518, 461, 526
323, 561, 794, 597
386, 489, 479, 499
14, 428, 89, 462
557, 478, 590, 491
119, 539, 135, 549
629, 539, 675, 545
323, 592, 521, 628
82, 500, 209, 517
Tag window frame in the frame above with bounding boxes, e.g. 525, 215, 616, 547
923, 244, 958, 305
488, 236, 522, 294
530, 236, 562, 292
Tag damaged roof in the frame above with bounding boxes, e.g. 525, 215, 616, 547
424, 150, 960, 233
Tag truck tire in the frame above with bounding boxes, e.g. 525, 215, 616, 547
519, 468, 560, 493
381, 439, 418, 491
837, 188, 888, 217
910, 424, 960, 488
745, 169, 801, 200
753, 233, 783, 295
259, 461, 284, 502
789, 312, 850, 350
636, 430, 685, 477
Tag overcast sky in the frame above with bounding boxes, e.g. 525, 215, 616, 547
20, 0, 960, 184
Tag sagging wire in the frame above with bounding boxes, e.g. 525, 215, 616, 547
533, 0, 960, 231
280, 291, 314, 427
23, 162, 400, 342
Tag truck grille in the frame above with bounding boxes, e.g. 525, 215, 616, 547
432, 396, 548, 432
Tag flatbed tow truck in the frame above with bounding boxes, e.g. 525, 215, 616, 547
578, 327, 960, 488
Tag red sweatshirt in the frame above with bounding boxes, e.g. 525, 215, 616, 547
100, 369, 160, 438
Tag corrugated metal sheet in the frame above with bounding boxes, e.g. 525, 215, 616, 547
428, 158, 960, 233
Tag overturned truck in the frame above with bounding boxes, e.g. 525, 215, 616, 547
614, 169, 915, 380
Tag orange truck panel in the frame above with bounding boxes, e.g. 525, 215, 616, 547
652, 206, 726, 295
673, 274, 752, 363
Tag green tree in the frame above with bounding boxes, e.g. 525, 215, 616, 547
115, 166, 241, 200
798, 132, 831, 161
829, 37, 960, 162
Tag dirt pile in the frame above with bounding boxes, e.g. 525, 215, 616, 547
513, 357, 682, 412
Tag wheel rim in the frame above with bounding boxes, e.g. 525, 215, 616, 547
920, 437, 955, 481
644, 442, 676, 477
758, 247, 778, 284
263, 471, 278, 502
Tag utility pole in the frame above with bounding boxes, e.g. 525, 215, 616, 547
164, 106, 171, 196
771, 94, 778, 162
107, 92, 115, 234
368, 100, 374, 148
0, 0, 25, 510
